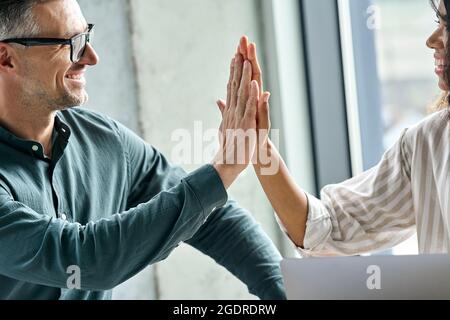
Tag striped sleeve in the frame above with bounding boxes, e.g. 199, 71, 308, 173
298, 129, 416, 257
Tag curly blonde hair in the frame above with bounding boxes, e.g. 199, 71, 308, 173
429, 92, 450, 113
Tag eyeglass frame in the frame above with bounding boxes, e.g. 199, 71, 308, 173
1, 24, 94, 63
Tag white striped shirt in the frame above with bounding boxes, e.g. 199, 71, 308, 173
296, 110, 450, 257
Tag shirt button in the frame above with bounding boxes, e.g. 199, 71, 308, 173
32, 145, 39, 152
61, 213, 67, 221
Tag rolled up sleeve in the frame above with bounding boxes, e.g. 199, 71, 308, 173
285, 130, 416, 257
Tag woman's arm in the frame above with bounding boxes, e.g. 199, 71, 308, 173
254, 140, 309, 248
252, 90, 416, 256
219, 37, 416, 256
218, 37, 310, 247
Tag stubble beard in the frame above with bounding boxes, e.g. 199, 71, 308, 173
20, 79, 88, 113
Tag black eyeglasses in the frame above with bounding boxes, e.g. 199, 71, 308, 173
1, 24, 94, 63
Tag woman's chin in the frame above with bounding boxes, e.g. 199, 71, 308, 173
438, 79, 450, 91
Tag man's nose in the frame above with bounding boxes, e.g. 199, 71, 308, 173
78, 43, 99, 66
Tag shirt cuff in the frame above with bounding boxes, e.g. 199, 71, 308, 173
183, 164, 228, 219
296, 192, 333, 257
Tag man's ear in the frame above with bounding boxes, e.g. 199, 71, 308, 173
0, 44, 16, 73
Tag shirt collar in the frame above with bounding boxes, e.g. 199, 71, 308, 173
0, 113, 72, 161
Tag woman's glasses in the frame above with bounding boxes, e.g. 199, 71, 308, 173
1, 24, 94, 63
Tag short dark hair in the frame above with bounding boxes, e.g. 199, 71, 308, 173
0, 0, 42, 40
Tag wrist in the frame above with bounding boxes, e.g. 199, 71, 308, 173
212, 163, 242, 189
254, 139, 273, 168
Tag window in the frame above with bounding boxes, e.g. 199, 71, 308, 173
339, 0, 438, 255
374, 0, 437, 150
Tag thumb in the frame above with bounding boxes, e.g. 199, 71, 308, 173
216, 99, 226, 115
257, 92, 271, 130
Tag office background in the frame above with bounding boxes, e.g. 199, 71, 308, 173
78, 0, 437, 299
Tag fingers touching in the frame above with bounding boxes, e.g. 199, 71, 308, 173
238, 36, 263, 91
226, 58, 235, 109
230, 53, 244, 111
257, 92, 271, 131
219, 36, 268, 124
236, 60, 253, 117
239, 36, 249, 60
245, 81, 259, 121
248, 42, 263, 92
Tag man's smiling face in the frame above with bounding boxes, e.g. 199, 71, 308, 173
15, 0, 99, 111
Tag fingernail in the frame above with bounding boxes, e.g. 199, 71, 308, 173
263, 93, 270, 103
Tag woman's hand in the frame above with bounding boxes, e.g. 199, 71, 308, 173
217, 37, 272, 161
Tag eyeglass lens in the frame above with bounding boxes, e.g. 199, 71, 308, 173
71, 30, 93, 62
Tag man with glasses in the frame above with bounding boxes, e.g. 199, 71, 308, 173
0, 0, 286, 300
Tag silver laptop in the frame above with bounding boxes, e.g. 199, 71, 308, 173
281, 254, 450, 300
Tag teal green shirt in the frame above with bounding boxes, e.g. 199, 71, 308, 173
0, 107, 286, 300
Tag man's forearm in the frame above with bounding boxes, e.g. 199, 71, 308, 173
254, 140, 308, 247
